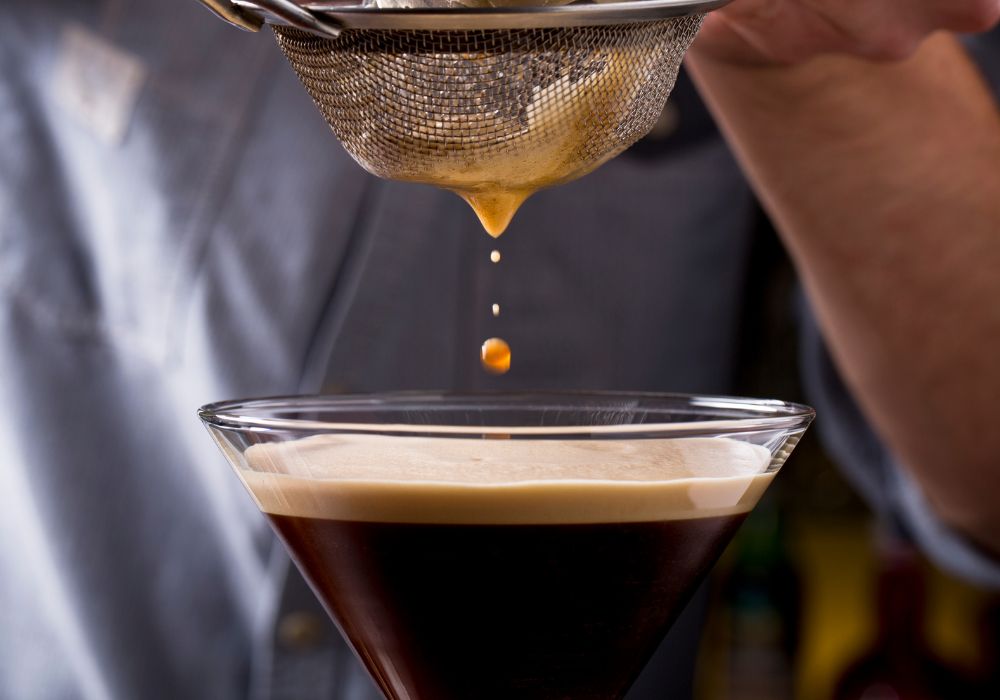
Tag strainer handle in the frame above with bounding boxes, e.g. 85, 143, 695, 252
196, 0, 342, 37
197, 0, 265, 31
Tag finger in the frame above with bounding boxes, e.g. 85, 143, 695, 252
704, 1, 860, 64
799, 0, 929, 62
926, 0, 1000, 34
816, 1, 1000, 56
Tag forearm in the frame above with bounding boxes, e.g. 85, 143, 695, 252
688, 34, 1000, 552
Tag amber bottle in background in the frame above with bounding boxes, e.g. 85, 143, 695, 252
831, 532, 975, 700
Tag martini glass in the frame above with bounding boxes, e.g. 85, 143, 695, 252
200, 392, 813, 700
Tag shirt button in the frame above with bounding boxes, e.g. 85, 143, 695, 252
277, 611, 328, 650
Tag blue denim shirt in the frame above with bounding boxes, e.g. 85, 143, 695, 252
2, 2, 998, 698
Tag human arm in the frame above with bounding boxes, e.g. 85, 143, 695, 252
686, 5, 1000, 554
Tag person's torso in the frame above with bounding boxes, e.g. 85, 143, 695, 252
0, 1, 755, 698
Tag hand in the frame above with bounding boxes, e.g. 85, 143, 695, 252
693, 0, 1000, 65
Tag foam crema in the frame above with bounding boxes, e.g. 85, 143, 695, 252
241, 435, 774, 524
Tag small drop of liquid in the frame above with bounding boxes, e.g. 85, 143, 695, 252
480, 337, 511, 375
490, 250, 501, 264
491, 303, 501, 317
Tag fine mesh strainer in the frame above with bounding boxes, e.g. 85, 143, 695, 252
199, 0, 728, 232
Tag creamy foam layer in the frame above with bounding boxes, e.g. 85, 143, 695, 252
242, 435, 774, 524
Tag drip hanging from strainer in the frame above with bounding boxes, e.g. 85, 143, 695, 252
197, 0, 726, 234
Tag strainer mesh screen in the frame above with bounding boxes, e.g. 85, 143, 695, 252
274, 16, 703, 187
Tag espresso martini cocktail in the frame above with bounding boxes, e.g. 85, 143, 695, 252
200, 392, 813, 700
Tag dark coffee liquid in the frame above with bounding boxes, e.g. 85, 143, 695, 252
270, 513, 747, 700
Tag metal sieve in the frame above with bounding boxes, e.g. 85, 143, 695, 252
198, 0, 727, 228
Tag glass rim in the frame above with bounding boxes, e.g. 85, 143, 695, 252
198, 390, 815, 438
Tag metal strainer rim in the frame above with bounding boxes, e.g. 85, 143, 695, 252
235, 0, 730, 31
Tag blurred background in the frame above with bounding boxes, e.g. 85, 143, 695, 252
692, 224, 1000, 700
0, 0, 1000, 700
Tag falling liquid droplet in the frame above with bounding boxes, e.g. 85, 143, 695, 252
492, 303, 501, 317
480, 337, 511, 375
490, 250, 501, 264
